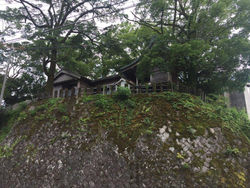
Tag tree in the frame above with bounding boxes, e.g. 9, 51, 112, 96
130, 0, 250, 93
90, 22, 156, 78
0, 0, 128, 94
0, 43, 45, 105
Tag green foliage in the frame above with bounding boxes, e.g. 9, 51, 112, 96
177, 152, 185, 160
113, 87, 131, 101
220, 108, 250, 139
81, 95, 95, 103
225, 146, 240, 157
56, 103, 67, 114
0, 102, 28, 142
0, 0, 127, 93
0, 137, 23, 158
94, 95, 113, 109
142, 117, 154, 135
0, 58, 45, 106
187, 126, 197, 136
79, 117, 90, 125
61, 116, 70, 123
48, 98, 60, 106
182, 163, 190, 169
0, 108, 10, 128
134, 0, 250, 93
159, 92, 250, 140
34, 114, 46, 121
17, 112, 27, 122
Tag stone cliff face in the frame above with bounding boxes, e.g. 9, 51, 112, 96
0, 93, 249, 187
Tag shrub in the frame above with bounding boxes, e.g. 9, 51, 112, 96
57, 103, 67, 114
113, 87, 131, 101
0, 102, 27, 142
220, 108, 250, 140
0, 108, 10, 128
81, 95, 94, 103
95, 95, 112, 109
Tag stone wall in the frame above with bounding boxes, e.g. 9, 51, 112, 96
0, 122, 249, 187
0, 96, 249, 187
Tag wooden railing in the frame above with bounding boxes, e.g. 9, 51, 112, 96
38, 82, 205, 100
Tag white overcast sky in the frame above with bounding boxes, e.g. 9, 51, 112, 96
0, 0, 138, 43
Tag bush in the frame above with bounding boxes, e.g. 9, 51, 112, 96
95, 95, 112, 109
113, 87, 131, 101
0, 102, 27, 142
221, 108, 250, 140
0, 108, 10, 129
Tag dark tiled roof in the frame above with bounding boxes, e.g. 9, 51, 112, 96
54, 69, 121, 85
54, 70, 81, 80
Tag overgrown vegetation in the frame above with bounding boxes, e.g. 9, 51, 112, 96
0, 92, 249, 187
0, 136, 24, 158
0, 98, 69, 143
113, 87, 131, 101
1, 91, 250, 149
0, 102, 27, 142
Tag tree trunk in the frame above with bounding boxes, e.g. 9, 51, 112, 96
45, 47, 57, 96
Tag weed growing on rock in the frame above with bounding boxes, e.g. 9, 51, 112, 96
0, 136, 24, 158
62, 116, 70, 123
17, 112, 28, 122
225, 146, 240, 157
177, 152, 185, 160
182, 162, 190, 169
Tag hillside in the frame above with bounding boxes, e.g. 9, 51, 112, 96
0, 92, 250, 187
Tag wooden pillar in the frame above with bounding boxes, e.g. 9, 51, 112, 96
71, 88, 75, 98
160, 83, 163, 92
110, 85, 113, 95
103, 85, 106, 95
171, 81, 174, 92
59, 89, 62, 98
139, 84, 142, 94
97, 86, 101, 94
65, 88, 68, 98
54, 90, 58, 98
130, 86, 134, 94
153, 83, 156, 92
78, 88, 82, 98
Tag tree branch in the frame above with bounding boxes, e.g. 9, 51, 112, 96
127, 12, 162, 34
16, 0, 49, 28
160, 8, 164, 34
177, 0, 189, 20
48, 3, 54, 28
57, 1, 67, 26
173, 0, 177, 35
20, 0, 50, 26
61, 5, 114, 43
60, 0, 92, 26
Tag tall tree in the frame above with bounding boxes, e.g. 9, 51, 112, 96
0, 43, 45, 105
0, 0, 128, 94
131, 0, 250, 93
